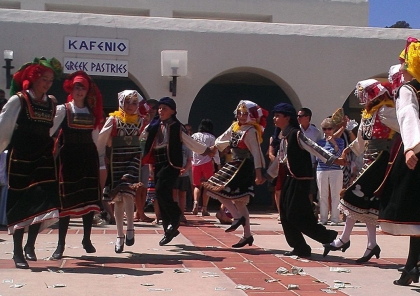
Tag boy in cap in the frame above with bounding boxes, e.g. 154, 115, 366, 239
142, 97, 215, 245
264, 103, 344, 257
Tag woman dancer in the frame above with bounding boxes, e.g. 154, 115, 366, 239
98, 90, 148, 253
50, 71, 103, 259
379, 37, 420, 286
0, 57, 62, 268
203, 100, 267, 248
323, 79, 399, 262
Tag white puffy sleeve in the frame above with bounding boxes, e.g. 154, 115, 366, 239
0, 95, 21, 152
396, 85, 420, 154
215, 126, 233, 152
50, 104, 66, 136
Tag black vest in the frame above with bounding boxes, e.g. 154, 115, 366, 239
143, 120, 183, 168
285, 127, 313, 179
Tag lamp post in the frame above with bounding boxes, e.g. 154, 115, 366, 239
3, 50, 14, 89
161, 50, 188, 97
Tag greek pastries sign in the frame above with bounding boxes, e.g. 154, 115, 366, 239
64, 37, 129, 55
64, 58, 128, 77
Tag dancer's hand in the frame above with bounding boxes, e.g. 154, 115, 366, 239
334, 157, 347, 166
406, 150, 418, 170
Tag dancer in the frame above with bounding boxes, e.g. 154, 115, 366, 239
98, 90, 148, 253
203, 100, 267, 248
141, 97, 215, 246
0, 57, 62, 268
50, 71, 103, 259
379, 37, 420, 286
191, 119, 220, 216
264, 103, 341, 257
323, 79, 399, 262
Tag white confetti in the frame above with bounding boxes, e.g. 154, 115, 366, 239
235, 284, 264, 290
329, 267, 351, 273
147, 288, 172, 291
287, 284, 299, 290
174, 268, 191, 273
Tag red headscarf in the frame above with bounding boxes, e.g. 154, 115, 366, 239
10, 57, 62, 96
63, 71, 103, 128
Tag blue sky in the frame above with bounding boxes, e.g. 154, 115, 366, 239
369, 0, 420, 29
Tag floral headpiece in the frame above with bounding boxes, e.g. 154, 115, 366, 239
402, 37, 420, 81
388, 64, 403, 95
109, 90, 148, 125
232, 100, 268, 143
10, 57, 62, 96
355, 79, 391, 105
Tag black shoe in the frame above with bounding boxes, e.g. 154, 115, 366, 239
355, 245, 381, 263
284, 248, 311, 258
13, 254, 29, 269
398, 266, 405, 273
52, 244, 65, 260
125, 229, 135, 246
225, 216, 246, 233
322, 239, 351, 257
115, 236, 125, 253
159, 229, 180, 246
394, 267, 419, 286
82, 239, 96, 253
23, 245, 37, 261
232, 236, 254, 248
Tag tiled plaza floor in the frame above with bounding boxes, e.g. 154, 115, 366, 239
0, 212, 417, 295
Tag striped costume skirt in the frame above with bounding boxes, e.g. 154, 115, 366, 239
203, 158, 254, 200
108, 145, 142, 201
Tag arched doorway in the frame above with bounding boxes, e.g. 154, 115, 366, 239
188, 70, 294, 207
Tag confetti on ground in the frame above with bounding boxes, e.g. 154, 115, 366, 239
329, 267, 351, 273
147, 288, 172, 292
174, 268, 191, 273
235, 284, 264, 290
265, 279, 280, 283
287, 284, 299, 290
10, 284, 25, 288
321, 288, 337, 294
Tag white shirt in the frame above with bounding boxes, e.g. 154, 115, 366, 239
191, 132, 220, 166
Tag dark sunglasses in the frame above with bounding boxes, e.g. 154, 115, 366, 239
297, 114, 308, 118
322, 127, 333, 131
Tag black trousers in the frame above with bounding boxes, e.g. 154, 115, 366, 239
154, 162, 181, 231
280, 177, 334, 251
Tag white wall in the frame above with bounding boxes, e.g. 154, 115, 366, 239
0, 8, 416, 126
1, 0, 368, 26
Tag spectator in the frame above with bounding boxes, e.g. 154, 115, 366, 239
316, 118, 344, 226
297, 108, 322, 208
191, 119, 220, 216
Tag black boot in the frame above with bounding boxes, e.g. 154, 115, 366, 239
24, 223, 41, 261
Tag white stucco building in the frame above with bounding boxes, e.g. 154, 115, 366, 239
0, 0, 418, 203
